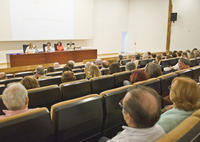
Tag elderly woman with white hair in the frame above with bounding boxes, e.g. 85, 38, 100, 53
0, 83, 37, 119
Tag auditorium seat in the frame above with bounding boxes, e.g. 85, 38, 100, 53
147, 58, 154, 63
120, 65, 125, 71
90, 75, 115, 94
196, 57, 200, 65
112, 71, 132, 87
0, 107, 54, 142
168, 58, 177, 66
74, 72, 86, 80
0, 95, 7, 115
38, 76, 62, 87
191, 66, 200, 80
43, 44, 47, 52
23, 44, 29, 53
159, 59, 170, 70
190, 59, 197, 67
15, 71, 33, 78
54, 44, 58, 51
51, 94, 103, 142
72, 68, 84, 73
133, 78, 161, 96
0, 84, 5, 95
99, 85, 132, 138
74, 64, 85, 69
0, 77, 23, 87
54, 67, 64, 72
138, 60, 148, 68
6, 74, 14, 79
121, 59, 131, 65
101, 68, 109, 75
59, 79, 91, 101
46, 71, 62, 76
175, 69, 193, 78
28, 85, 61, 111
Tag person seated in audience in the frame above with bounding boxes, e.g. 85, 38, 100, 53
162, 52, 167, 57
63, 65, 72, 72
178, 57, 190, 70
147, 51, 151, 58
173, 50, 177, 54
142, 53, 148, 60
157, 77, 200, 133
153, 55, 162, 64
194, 50, 200, 58
182, 52, 188, 58
67, 60, 75, 69
54, 62, 60, 68
88, 65, 101, 79
99, 86, 165, 142
46, 65, 55, 73
131, 54, 140, 67
145, 62, 163, 78
61, 71, 76, 83
123, 69, 148, 85
34, 65, 49, 79
125, 62, 136, 71
176, 52, 181, 57
67, 41, 75, 49
95, 58, 102, 65
165, 55, 172, 59
0, 72, 7, 80
108, 62, 121, 74
57, 41, 64, 51
188, 52, 195, 59
151, 53, 156, 59
45, 42, 54, 52
25, 42, 35, 54
171, 53, 177, 58
101, 60, 109, 69
178, 50, 183, 54
167, 51, 172, 57
84, 62, 91, 78
0, 83, 37, 119
20, 76, 40, 90
117, 55, 123, 64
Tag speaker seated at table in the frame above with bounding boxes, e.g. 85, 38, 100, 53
67, 42, 75, 49
44, 42, 54, 52
56, 41, 64, 51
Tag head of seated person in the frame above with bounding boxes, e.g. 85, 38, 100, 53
171, 53, 177, 58
135, 54, 140, 60
95, 58, 102, 65
158, 77, 200, 133
147, 52, 151, 58
46, 65, 55, 73
54, 62, 60, 68
178, 57, 190, 70
151, 54, 156, 59
145, 62, 163, 78
154, 55, 162, 64
67, 60, 75, 69
0, 72, 7, 80
117, 55, 123, 62
89, 65, 101, 78
142, 54, 148, 60
35, 65, 45, 79
130, 69, 148, 84
20, 76, 40, 90
194, 50, 200, 57
165, 55, 172, 59
63, 65, 72, 73
108, 62, 121, 74
101, 60, 109, 69
162, 52, 167, 57
125, 62, 136, 71
61, 71, 76, 83
0, 83, 35, 119
182, 52, 188, 58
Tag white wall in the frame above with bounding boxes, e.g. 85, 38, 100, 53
127, 0, 169, 53
170, 0, 200, 51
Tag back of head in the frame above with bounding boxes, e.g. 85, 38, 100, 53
108, 63, 121, 74
151, 54, 156, 58
176, 52, 181, 57
20, 76, 40, 89
0, 72, 6, 80
102, 60, 109, 68
171, 77, 200, 111
67, 60, 75, 69
85, 62, 92, 71
89, 65, 101, 78
61, 71, 76, 83
147, 52, 151, 56
2, 83, 28, 111
36, 65, 45, 75
179, 57, 190, 66
168, 51, 172, 55
130, 69, 148, 84
54, 62, 60, 68
125, 85, 161, 128
118, 55, 123, 60
125, 62, 136, 71
46, 65, 55, 73
142, 54, 148, 60
156, 55, 162, 63
162, 52, 166, 56
172, 53, 177, 58
135, 54, 140, 60
95, 58, 102, 65
194, 50, 200, 57
63, 65, 72, 72
182, 52, 188, 58
189, 52, 195, 59
145, 63, 163, 78
165, 55, 172, 59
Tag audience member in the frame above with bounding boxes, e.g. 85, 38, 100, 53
85, 62, 92, 78
0, 72, 7, 80
171, 53, 177, 58
178, 57, 190, 70
151, 54, 156, 59
0, 83, 36, 119
95, 58, 103, 65
132, 54, 140, 67
89, 65, 101, 78
142, 53, 148, 60
178, 50, 183, 54
54, 62, 60, 68
61, 71, 76, 83
123, 69, 148, 85
182, 52, 188, 58
57, 41, 64, 51
20, 76, 40, 89
153, 55, 162, 64
173, 50, 177, 54
108, 63, 121, 74
117, 55, 123, 64
167, 51, 172, 57
157, 77, 200, 133
46, 65, 55, 73
125, 62, 136, 71
188, 52, 195, 59
147, 52, 151, 58
194, 50, 200, 58
145, 63, 163, 78
176, 52, 181, 57
34, 65, 49, 79
101, 60, 109, 69
67, 61, 75, 69
162, 52, 167, 57
100, 86, 165, 142
63, 65, 72, 72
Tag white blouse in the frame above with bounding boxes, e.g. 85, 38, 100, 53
25, 46, 36, 54
45, 46, 54, 52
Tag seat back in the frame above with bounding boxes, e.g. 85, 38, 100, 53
0, 84, 5, 95
23, 44, 29, 53
51, 94, 103, 142
168, 58, 177, 66
0, 77, 23, 87
157, 73, 178, 97
121, 59, 131, 65
54, 44, 58, 51
43, 44, 47, 52
190, 59, 197, 67
100, 85, 132, 138
28, 85, 61, 111
60, 79, 91, 101
0, 108, 53, 142
147, 58, 154, 63
0, 95, 7, 115
160, 60, 170, 69
192, 66, 200, 79
6, 74, 14, 79
54, 67, 64, 72
38, 76, 62, 87
74, 72, 86, 80
74, 64, 85, 69
46, 71, 62, 76
101, 68, 109, 75
15, 71, 33, 78
72, 68, 84, 73
112, 71, 132, 87
90, 75, 115, 94
196, 57, 200, 65
175, 69, 193, 78
138, 60, 148, 68
120, 65, 125, 71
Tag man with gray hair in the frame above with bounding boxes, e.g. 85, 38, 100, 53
142, 53, 148, 60
0, 83, 36, 119
125, 62, 136, 71
101, 60, 109, 69
84, 62, 91, 78
178, 57, 190, 70
34, 65, 49, 79
95, 58, 102, 65
0, 72, 7, 80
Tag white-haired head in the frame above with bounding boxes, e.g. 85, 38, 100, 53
85, 62, 91, 71
54, 62, 60, 68
68, 60, 75, 66
2, 83, 28, 111
142, 54, 148, 60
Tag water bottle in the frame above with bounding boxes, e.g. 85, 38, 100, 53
80, 46, 81, 50
36, 49, 38, 53
49, 48, 51, 52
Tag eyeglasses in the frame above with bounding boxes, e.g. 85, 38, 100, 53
119, 100, 129, 114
